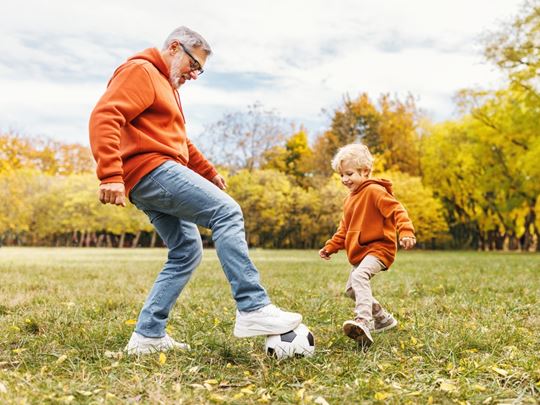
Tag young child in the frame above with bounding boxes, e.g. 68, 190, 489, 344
319, 143, 416, 347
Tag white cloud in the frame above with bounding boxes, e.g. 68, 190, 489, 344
0, 0, 522, 145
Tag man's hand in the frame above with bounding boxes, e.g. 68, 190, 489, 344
99, 182, 126, 207
211, 174, 227, 190
319, 248, 331, 260
399, 236, 416, 250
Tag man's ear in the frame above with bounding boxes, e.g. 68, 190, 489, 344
169, 41, 179, 54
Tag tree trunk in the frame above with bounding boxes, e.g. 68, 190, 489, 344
150, 231, 157, 248
79, 231, 85, 247
132, 231, 141, 248
106, 234, 113, 248
97, 234, 104, 248
118, 233, 125, 248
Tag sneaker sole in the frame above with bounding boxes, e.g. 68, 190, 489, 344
343, 321, 373, 347
372, 318, 398, 334
233, 316, 302, 338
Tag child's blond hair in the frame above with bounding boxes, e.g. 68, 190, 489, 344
331, 143, 374, 174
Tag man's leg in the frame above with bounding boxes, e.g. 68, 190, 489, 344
130, 161, 301, 336
135, 213, 202, 338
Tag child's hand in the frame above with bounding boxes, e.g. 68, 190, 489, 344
319, 248, 331, 260
399, 236, 416, 250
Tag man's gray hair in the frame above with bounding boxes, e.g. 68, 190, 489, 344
162, 26, 212, 56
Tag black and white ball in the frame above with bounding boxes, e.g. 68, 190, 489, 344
265, 323, 315, 360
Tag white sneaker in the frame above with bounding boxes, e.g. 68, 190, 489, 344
234, 304, 302, 337
124, 332, 191, 355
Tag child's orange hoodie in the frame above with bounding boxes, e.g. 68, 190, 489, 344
324, 178, 415, 268
89, 48, 217, 197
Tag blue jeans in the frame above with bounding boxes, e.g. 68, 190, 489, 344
129, 161, 270, 337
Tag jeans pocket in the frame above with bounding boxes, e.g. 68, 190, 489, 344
131, 175, 174, 212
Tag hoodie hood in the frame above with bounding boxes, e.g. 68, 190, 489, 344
352, 178, 394, 196
127, 48, 170, 78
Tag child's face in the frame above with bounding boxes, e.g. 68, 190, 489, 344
339, 160, 370, 192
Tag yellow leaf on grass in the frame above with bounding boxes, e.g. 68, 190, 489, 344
439, 380, 457, 393
209, 394, 226, 403
473, 384, 487, 392
56, 355, 68, 364
204, 379, 219, 385
491, 366, 508, 376
12, 348, 26, 354
159, 352, 167, 365
124, 319, 137, 326
241, 388, 254, 395
374, 392, 392, 400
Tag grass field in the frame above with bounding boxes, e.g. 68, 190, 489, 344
0, 248, 539, 404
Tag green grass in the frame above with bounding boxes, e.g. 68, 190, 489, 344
0, 248, 539, 404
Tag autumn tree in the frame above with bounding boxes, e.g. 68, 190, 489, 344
312, 93, 421, 176
198, 103, 289, 172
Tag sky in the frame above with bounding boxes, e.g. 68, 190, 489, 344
0, 0, 523, 146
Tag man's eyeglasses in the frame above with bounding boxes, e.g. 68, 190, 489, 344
179, 43, 204, 75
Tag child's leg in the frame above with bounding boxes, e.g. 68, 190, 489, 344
350, 255, 385, 322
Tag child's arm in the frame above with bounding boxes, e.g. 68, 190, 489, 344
320, 216, 347, 259
376, 192, 416, 249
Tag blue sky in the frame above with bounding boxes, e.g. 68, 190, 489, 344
0, 0, 523, 146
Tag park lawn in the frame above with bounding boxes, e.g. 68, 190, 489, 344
0, 248, 539, 404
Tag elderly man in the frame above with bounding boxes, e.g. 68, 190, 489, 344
89, 26, 301, 355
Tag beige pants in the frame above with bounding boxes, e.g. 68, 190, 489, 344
345, 255, 386, 321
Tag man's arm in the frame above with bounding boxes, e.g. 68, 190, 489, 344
186, 138, 221, 186
89, 62, 154, 206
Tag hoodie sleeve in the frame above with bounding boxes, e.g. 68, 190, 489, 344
89, 62, 155, 184
186, 138, 218, 181
375, 191, 415, 238
324, 215, 347, 254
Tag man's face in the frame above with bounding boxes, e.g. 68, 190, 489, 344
169, 44, 207, 89
339, 159, 370, 192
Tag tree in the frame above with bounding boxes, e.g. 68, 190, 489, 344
262, 129, 314, 186
198, 103, 289, 172
312, 93, 422, 176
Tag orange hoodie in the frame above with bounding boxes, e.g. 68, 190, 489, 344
89, 48, 217, 197
324, 179, 415, 268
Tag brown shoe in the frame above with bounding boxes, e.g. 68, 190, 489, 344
372, 310, 398, 333
343, 318, 373, 347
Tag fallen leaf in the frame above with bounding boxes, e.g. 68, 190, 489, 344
314, 396, 329, 405
56, 355, 68, 364
374, 392, 392, 400
438, 380, 457, 393
124, 319, 137, 326
473, 384, 486, 392
159, 352, 166, 365
491, 366, 508, 376
209, 394, 226, 403
204, 379, 219, 385
104, 351, 122, 359
241, 388, 254, 395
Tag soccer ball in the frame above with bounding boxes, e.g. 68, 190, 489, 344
265, 323, 315, 360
